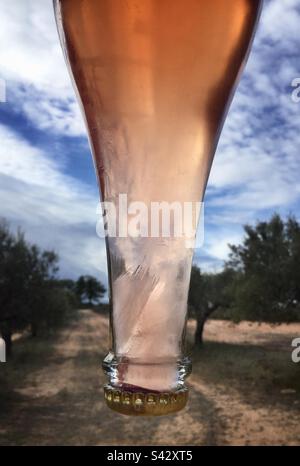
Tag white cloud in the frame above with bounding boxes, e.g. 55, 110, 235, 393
209, 143, 300, 210
0, 124, 106, 281
260, 0, 300, 43
207, 0, 300, 214
206, 234, 242, 262
0, 0, 86, 136
21, 91, 86, 137
0, 0, 68, 92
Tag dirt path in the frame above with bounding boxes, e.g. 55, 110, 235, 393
0, 310, 299, 445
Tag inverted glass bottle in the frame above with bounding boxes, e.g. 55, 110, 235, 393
54, 0, 262, 415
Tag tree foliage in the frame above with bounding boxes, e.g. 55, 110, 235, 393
227, 214, 300, 322
75, 275, 106, 306
0, 220, 75, 356
189, 214, 300, 345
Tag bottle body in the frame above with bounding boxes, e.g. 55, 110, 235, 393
54, 0, 262, 415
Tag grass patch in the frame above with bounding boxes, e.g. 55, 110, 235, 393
191, 341, 300, 403
0, 336, 55, 407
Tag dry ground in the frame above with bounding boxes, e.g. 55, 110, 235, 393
0, 310, 299, 445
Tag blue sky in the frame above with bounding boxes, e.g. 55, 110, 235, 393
0, 0, 300, 286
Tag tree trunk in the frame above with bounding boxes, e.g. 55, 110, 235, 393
2, 331, 12, 358
31, 322, 38, 338
194, 314, 206, 346
194, 303, 220, 347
